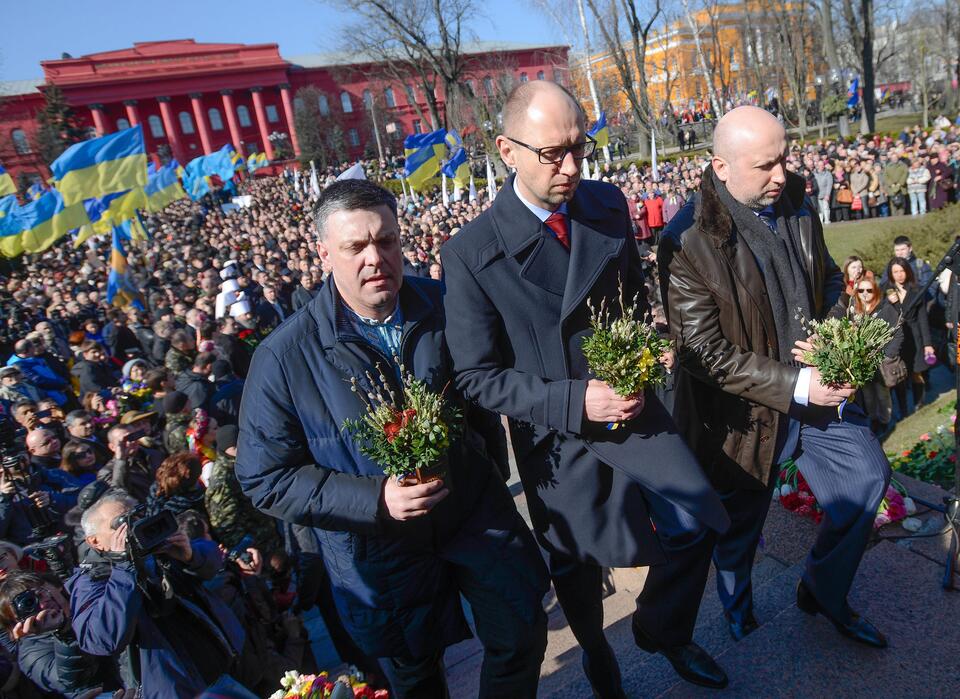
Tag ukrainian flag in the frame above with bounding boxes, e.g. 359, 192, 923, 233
404, 129, 447, 159
51, 125, 147, 205
404, 142, 442, 191
442, 148, 470, 187
0, 163, 15, 197
106, 221, 145, 309
588, 112, 609, 149
27, 182, 45, 201
144, 163, 187, 212
247, 152, 269, 172
445, 129, 462, 152
4, 190, 90, 255
0, 195, 22, 257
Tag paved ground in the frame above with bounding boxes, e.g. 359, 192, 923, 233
303, 424, 960, 697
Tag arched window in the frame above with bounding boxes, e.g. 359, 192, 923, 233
237, 105, 252, 127
483, 76, 494, 96
265, 105, 279, 123
464, 80, 474, 97
537, 70, 545, 81
405, 85, 417, 104
318, 94, 330, 116
116, 118, 130, 131
208, 108, 224, 131
148, 115, 164, 138
519, 72, 528, 83
11, 129, 30, 154
341, 91, 353, 113
384, 87, 396, 108
178, 111, 195, 135
362, 90, 372, 109
348, 128, 360, 147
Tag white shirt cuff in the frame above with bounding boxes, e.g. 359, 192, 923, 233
793, 367, 811, 406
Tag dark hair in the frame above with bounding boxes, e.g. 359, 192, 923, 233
886, 256, 916, 288
60, 439, 95, 474
143, 368, 168, 392
312, 180, 397, 240
893, 235, 912, 247
193, 352, 217, 371
155, 452, 202, 499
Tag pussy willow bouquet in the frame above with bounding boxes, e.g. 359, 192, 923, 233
343, 362, 461, 484
582, 287, 672, 398
798, 306, 898, 388
268, 669, 388, 699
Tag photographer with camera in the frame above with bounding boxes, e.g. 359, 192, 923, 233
0, 452, 70, 548
0, 570, 121, 697
98, 425, 158, 503
69, 492, 247, 698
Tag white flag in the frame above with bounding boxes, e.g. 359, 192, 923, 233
582, 157, 591, 180
468, 174, 477, 202
441, 173, 450, 207
294, 169, 301, 193
399, 177, 409, 208
453, 181, 462, 202
485, 155, 497, 201
592, 159, 602, 180
309, 161, 320, 197
336, 162, 367, 181
651, 130, 659, 182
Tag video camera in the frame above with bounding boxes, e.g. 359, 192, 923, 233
225, 534, 254, 567
111, 504, 178, 560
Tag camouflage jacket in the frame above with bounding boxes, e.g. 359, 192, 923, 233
163, 412, 191, 455
205, 454, 281, 554
164, 347, 195, 375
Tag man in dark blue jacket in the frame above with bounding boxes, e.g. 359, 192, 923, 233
69, 492, 246, 698
236, 180, 549, 698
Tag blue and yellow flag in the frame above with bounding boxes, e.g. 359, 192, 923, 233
404, 129, 447, 159
247, 152, 270, 172
51, 125, 147, 205
144, 162, 187, 212
27, 182, 46, 201
442, 148, 470, 187
106, 221, 145, 309
445, 129, 462, 152
0, 164, 15, 198
0, 196, 22, 257
0, 190, 90, 256
404, 144, 442, 192
587, 112, 609, 149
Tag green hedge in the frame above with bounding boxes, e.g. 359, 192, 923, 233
853, 203, 960, 274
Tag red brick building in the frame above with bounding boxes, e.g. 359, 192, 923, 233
0, 39, 569, 184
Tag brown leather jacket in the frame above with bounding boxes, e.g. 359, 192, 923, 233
659, 167, 843, 490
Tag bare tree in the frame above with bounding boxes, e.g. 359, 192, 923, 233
583, 0, 663, 158
680, 0, 724, 117
330, 0, 474, 131
815, 0, 852, 137
766, 0, 817, 135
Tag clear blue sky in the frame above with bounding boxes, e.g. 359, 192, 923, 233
1, 0, 571, 81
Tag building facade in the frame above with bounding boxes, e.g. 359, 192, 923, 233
0, 39, 568, 184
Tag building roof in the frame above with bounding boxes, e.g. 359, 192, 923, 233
0, 78, 44, 96
286, 40, 567, 68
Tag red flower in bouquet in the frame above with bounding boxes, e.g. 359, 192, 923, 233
781, 491, 802, 511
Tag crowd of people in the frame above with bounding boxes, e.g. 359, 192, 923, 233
0, 100, 956, 697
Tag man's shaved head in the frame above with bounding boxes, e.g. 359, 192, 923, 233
501, 80, 584, 141
497, 80, 586, 211
711, 106, 789, 209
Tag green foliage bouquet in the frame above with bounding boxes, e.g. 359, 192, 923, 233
798, 307, 898, 388
581, 287, 672, 399
343, 364, 461, 484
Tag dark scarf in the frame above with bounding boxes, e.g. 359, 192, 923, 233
712, 172, 813, 363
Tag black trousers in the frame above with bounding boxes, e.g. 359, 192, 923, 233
550, 486, 715, 658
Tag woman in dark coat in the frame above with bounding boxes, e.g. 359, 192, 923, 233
852, 276, 903, 434
145, 451, 208, 522
884, 257, 934, 416
928, 153, 955, 210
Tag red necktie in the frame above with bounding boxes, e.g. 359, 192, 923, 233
545, 211, 569, 249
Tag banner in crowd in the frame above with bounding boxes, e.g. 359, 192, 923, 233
106, 220, 145, 309
51, 125, 147, 205
0, 163, 14, 197
588, 112, 609, 149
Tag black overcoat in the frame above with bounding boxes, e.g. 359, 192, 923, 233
441, 175, 728, 568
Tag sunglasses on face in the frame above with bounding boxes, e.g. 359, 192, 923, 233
857, 288, 874, 295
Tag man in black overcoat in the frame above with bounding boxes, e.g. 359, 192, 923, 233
441, 80, 731, 694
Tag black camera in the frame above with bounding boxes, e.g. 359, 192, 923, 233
112, 506, 178, 558
11, 589, 40, 622
225, 535, 254, 567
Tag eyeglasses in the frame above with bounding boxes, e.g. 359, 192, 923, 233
504, 135, 597, 165
856, 288, 874, 295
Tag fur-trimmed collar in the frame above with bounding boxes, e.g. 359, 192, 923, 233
695, 165, 808, 247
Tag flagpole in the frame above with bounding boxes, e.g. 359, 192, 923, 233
576, 0, 611, 163
441, 173, 450, 207
651, 129, 659, 182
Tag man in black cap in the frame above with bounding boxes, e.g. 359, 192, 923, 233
175, 352, 217, 415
